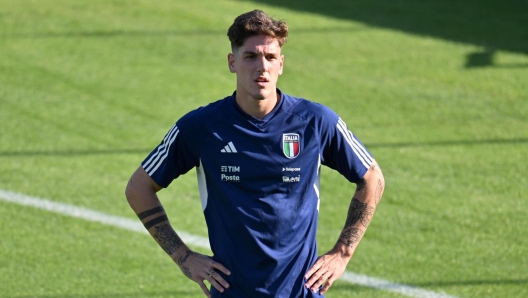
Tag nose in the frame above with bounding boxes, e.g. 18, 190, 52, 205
256, 56, 269, 73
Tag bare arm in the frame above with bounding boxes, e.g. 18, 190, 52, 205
304, 161, 385, 294
125, 166, 231, 297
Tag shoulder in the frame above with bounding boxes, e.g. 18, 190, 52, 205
177, 96, 232, 130
281, 93, 339, 124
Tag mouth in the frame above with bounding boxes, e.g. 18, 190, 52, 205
254, 77, 269, 86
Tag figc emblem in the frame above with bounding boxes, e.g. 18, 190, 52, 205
282, 133, 300, 158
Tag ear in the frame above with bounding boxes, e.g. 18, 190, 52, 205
227, 53, 236, 73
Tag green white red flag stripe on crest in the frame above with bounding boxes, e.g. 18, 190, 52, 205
283, 133, 300, 158
284, 141, 299, 158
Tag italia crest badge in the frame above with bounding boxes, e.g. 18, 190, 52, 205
282, 133, 300, 158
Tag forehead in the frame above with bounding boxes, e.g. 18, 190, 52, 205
237, 35, 281, 53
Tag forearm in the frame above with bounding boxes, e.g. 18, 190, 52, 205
334, 198, 375, 259
304, 162, 385, 293
125, 167, 231, 295
334, 162, 385, 258
125, 167, 190, 263
138, 207, 192, 277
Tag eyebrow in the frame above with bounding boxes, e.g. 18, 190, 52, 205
242, 51, 278, 56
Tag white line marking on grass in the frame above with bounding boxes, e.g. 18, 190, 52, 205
0, 189, 457, 298
0, 189, 210, 249
339, 272, 457, 298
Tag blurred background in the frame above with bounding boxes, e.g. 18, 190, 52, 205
1, 1, 526, 297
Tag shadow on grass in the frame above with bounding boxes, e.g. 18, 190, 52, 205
5, 29, 223, 39
465, 49, 528, 69
0, 148, 152, 157
330, 278, 527, 295
3, 26, 367, 39
239, 0, 528, 68
5, 1, 526, 68
0, 137, 526, 157
366, 137, 528, 149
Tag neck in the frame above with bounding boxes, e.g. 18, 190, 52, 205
235, 90, 280, 119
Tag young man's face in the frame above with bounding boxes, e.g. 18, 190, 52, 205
228, 34, 284, 101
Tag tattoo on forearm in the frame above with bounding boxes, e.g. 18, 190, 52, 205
153, 224, 184, 256
137, 206, 165, 220
356, 178, 367, 191
338, 228, 364, 248
344, 198, 375, 229
375, 179, 384, 205
143, 214, 168, 230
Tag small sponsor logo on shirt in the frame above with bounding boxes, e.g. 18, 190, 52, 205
221, 174, 240, 182
282, 167, 301, 172
220, 142, 237, 153
282, 175, 300, 183
221, 166, 240, 172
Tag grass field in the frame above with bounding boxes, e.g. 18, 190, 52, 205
1, 1, 527, 297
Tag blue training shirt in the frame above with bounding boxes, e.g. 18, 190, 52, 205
142, 90, 374, 298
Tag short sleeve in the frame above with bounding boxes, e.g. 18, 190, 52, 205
141, 118, 200, 188
318, 108, 374, 183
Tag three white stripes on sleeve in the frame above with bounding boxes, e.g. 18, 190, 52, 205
336, 118, 373, 169
143, 124, 180, 175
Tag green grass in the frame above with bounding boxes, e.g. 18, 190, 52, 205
1, 0, 527, 297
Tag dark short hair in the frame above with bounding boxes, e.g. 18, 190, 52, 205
227, 10, 288, 51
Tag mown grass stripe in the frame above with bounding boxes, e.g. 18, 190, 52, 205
0, 189, 458, 298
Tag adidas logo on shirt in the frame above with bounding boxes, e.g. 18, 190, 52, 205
221, 142, 237, 153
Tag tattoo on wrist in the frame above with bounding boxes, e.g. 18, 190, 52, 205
356, 179, 367, 191
153, 224, 184, 255
338, 228, 364, 248
177, 249, 192, 266
177, 249, 193, 278
344, 198, 375, 229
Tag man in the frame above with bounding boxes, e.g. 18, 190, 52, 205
125, 10, 384, 298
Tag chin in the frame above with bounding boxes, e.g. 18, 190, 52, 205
252, 90, 273, 100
